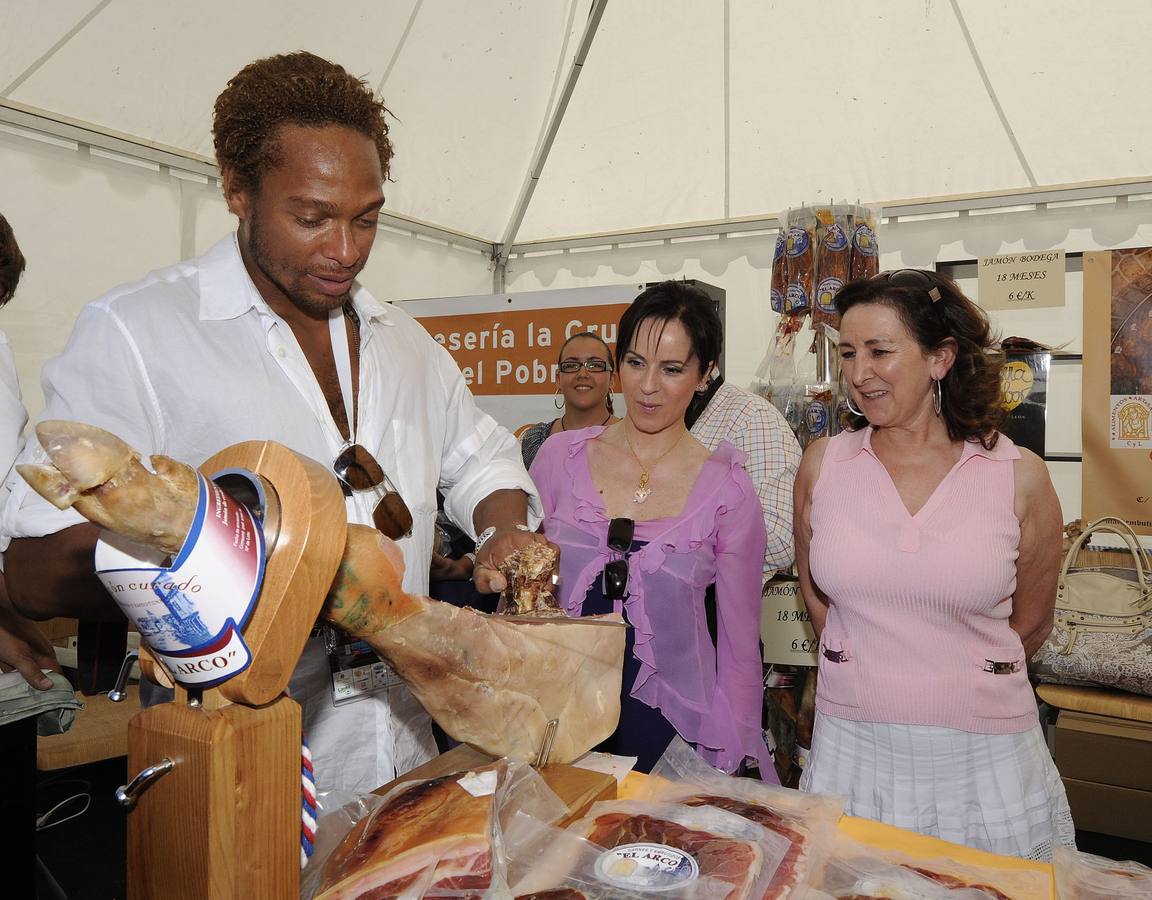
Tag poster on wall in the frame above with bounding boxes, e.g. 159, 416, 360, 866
999, 352, 1049, 457
1081, 250, 1152, 535
395, 282, 725, 436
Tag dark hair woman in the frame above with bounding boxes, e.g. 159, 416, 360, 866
794, 269, 1073, 858
529, 281, 771, 775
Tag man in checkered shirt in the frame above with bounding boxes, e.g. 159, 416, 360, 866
689, 373, 801, 577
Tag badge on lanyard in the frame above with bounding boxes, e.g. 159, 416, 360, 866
321, 626, 404, 705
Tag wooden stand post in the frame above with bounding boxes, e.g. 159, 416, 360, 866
122, 442, 346, 899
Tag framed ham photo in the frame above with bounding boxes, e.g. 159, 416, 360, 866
1082, 251, 1152, 535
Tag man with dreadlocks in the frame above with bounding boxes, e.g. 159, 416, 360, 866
0, 53, 545, 793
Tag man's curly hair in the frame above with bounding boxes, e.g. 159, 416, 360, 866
213, 51, 392, 191
0, 213, 26, 308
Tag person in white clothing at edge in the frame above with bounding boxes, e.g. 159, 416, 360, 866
0, 53, 548, 794
0, 213, 60, 691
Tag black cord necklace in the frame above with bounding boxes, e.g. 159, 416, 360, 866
559, 411, 612, 432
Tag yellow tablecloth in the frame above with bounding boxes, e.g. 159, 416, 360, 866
620, 772, 1054, 898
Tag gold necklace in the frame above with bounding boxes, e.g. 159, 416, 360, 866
623, 427, 686, 504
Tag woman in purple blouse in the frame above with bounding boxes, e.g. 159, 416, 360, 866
529, 281, 772, 777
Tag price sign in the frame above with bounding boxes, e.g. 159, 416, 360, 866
977, 251, 1065, 310
761, 579, 818, 666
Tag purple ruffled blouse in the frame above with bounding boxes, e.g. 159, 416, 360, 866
530, 426, 773, 777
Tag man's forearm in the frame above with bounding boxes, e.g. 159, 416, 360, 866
472, 488, 531, 535
5, 524, 122, 620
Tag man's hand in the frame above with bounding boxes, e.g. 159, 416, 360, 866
472, 527, 555, 594
0, 583, 60, 690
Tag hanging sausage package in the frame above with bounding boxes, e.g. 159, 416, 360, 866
847, 207, 879, 281
812, 206, 851, 328
784, 209, 816, 316
638, 738, 844, 899
770, 231, 788, 314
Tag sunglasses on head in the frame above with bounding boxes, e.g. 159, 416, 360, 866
602, 516, 635, 601
871, 269, 943, 303
333, 442, 414, 540
558, 358, 612, 374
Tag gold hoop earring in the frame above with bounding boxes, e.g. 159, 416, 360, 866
932, 378, 943, 416
553, 385, 564, 410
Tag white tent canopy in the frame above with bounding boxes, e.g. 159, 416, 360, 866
4, 0, 1152, 524
5, 0, 1152, 251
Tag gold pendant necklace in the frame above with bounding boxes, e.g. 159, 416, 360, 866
623, 427, 685, 504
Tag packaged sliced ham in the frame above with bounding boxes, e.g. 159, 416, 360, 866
821, 855, 1010, 898
306, 761, 568, 899
563, 799, 791, 899
640, 737, 843, 898
1053, 846, 1152, 898
504, 811, 734, 899
820, 838, 1051, 900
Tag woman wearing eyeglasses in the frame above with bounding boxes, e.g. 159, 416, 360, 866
519, 332, 618, 470
794, 269, 1073, 859
529, 281, 772, 777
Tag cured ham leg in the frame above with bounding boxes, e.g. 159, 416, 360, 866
19, 421, 198, 555
329, 526, 623, 762
21, 421, 625, 763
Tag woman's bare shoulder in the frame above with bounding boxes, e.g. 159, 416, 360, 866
796, 435, 831, 484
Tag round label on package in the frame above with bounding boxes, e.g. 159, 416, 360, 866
805, 400, 829, 437
595, 842, 699, 891
816, 275, 844, 312
822, 222, 849, 251
785, 226, 810, 257
852, 224, 877, 256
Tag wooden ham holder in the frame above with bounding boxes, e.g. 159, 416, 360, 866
117, 440, 620, 898
121, 441, 346, 899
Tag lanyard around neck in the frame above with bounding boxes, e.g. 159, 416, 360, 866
329, 306, 356, 441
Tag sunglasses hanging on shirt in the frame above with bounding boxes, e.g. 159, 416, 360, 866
602, 516, 635, 600
328, 304, 413, 541
331, 441, 413, 540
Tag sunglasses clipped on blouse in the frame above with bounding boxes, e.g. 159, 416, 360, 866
602, 516, 635, 600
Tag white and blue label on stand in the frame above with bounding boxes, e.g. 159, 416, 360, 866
94, 470, 267, 688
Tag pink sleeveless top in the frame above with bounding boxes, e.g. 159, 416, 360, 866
809, 427, 1038, 733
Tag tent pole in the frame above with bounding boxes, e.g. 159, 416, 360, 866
492, 0, 609, 285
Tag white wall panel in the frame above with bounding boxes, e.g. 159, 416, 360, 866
0, 130, 183, 420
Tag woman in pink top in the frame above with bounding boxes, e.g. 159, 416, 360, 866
530, 281, 771, 776
794, 269, 1074, 859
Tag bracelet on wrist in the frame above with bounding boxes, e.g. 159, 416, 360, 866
474, 523, 531, 552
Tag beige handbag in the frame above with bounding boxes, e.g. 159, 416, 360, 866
1031, 517, 1152, 695
1053, 516, 1152, 652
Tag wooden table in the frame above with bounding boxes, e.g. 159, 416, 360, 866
37, 684, 140, 771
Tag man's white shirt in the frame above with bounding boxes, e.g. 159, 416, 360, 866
1, 234, 540, 792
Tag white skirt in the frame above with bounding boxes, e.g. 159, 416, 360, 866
799, 712, 1076, 861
